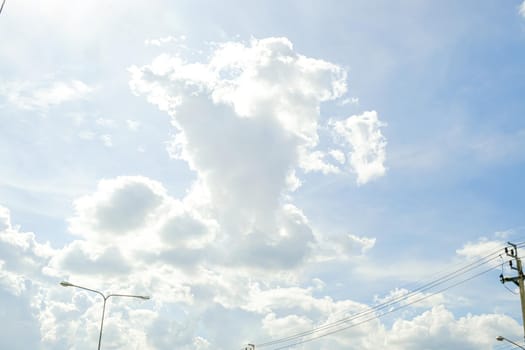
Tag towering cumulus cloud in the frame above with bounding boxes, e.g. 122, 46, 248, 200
128, 37, 376, 269
129, 37, 383, 234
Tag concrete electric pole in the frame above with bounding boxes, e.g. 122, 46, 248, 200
499, 242, 525, 341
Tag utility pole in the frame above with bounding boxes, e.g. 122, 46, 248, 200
499, 242, 525, 341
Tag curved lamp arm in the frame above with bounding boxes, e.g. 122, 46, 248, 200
496, 336, 525, 350
60, 281, 105, 299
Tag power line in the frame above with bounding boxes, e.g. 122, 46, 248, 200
258, 250, 503, 347
254, 243, 524, 349
495, 344, 523, 350
270, 265, 498, 349
494, 337, 525, 350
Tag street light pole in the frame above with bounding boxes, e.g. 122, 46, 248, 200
497, 336, 525, 350
60, 281, 150, 350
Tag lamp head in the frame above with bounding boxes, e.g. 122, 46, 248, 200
139, 296, 151, 300
60, 281, 74, 287
496, 336, 504, 341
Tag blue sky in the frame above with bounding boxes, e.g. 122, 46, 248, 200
1, 1, 525, 349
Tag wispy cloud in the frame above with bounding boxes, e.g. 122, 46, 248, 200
0, 79, 92, 110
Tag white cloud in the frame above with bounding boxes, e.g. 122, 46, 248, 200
145, 35, 187, 47
299, 149, 342, 174
456, 238, 503, 260
262, 312, 314, 339
344, 234, 376, 254
331, 110, 387, 184
126, 119, 141, 131
314, 233, 376, 262
374, 287, 446, 310
95, 118, 116, 128
339, 96, 359, 105
387, 305, 521, 350
0, 206, 12, 232
0, 207, 55, 288
0, 206, 65, 348
1, 202, 522, 349
51, 241, 132, 276
0, 79, 92, 110
78, 130, 96, 140
520, 1, 525, 17
68, 176, 168, 239
130, 36, 388, 189
136, 45, 372, 280
206, 38, 347, 144
129, 36, 350, 238
99, 134, 113, 147
285, 169, 302, 192
329, 149, 346, 164
61, 173, 315, 275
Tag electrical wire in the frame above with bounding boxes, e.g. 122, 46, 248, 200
258, 248, 504, 347
494, 340, 525, 350
258, 257, 500, 347
255, 242, 524, 349
494, 345, 519, 350
324, 245, 505, 323
269, 265, 499, 349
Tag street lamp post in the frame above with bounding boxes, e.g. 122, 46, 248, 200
496, 336, 525, 350
60, 281, 150, 350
